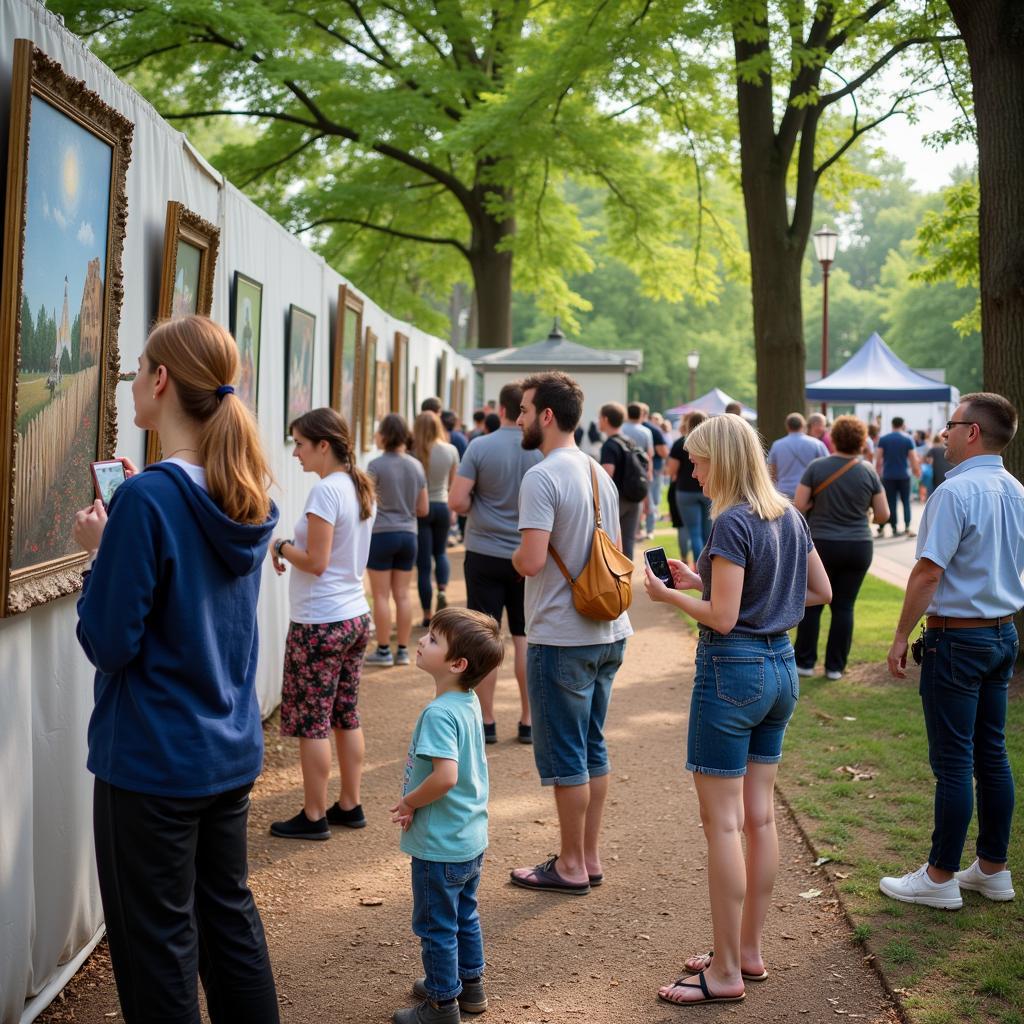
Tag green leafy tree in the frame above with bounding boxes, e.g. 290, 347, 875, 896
20, 295, 35, 372
59, 348, 72, 376
71, 313, 82, 372
54, 0, 716, 346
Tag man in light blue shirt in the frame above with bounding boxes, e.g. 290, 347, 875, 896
768, 413, 829, 497
881, 393, 1023, 911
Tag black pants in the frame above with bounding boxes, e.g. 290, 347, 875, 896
883, 478, 912, 531
93, 779, 280, 1024
794, 538, 874, 674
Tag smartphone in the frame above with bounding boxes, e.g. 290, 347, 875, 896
644, 545, 674, 588
90, 459, 127, 510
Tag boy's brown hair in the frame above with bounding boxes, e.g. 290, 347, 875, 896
429, 607, 504, 689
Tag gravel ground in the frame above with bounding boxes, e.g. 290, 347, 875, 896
37, 553, 901, 1024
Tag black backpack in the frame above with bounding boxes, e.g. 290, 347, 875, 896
611, 434, 649, 503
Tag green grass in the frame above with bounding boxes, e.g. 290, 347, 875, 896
777, 576, 1023, 1023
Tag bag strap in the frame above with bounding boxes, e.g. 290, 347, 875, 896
548, 461, 603, 584
811, 457, 860, 498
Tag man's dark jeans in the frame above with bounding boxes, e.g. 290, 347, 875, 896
919, 623, 1018, 872
882, 478, 912, 531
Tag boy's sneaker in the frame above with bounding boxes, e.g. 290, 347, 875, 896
955, 859, 1015, 901
796, 666, 815, 677
326, 802, 366, 829
394, 646, 411, 666
825, 670, 843, 680
365, 647, 394, 666
393, 999, 461, 1024
879, 864, 962, 909
269, 809, 330, 841
413, 977, 488, 1014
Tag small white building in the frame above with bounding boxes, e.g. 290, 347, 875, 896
469, 322, 642, 436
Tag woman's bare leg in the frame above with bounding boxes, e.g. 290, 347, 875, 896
299, 737, 331, 820
392, 568, 414, 648
333, 726, 364, 810
367, 569, 392, 648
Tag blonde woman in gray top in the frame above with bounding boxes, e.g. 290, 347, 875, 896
413, 411, 459, 626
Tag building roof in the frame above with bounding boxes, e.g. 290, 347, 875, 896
469, 323, 642, 373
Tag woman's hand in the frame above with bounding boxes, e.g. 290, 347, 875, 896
73, 500, 107, 554
269, 538, 287, 576
668, 558, 702, 590
643, 565, 673, 603
117, 456, 140, 478
390, 798, 414, 831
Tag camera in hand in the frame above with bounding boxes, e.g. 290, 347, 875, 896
643, 546, 674, 589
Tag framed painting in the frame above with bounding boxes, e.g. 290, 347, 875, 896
436, 351, 448, 406
412, 366, 420, 415
391, 331, 409, 419
331, 284, 363, 441
0, 40, 133, 616
146, 201, 220, 462
375, 360, 391, 423
360, 328, 377, 452
230, 272, 262, 413
285, 305, 316, 439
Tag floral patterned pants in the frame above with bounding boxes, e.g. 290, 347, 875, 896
280, 615, 371, 738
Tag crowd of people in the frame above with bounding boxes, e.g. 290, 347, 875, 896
70, 314, 1021, 1023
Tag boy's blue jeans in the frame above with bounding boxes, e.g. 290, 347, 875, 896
411, 855, 485, 1002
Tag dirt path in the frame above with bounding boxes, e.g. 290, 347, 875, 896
40, 551, 899, 1024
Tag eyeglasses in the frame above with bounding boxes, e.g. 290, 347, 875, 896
944, 420, 977, 431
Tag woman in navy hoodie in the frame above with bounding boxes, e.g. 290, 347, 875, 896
74, 315, 280, 1023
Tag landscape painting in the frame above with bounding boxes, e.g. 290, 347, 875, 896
231, 272, 262, 412
286, 305, 316, 438
0, 41, 132, 615
361, 328, 377, 452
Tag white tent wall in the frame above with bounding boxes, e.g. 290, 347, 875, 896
0, 3, 472, 1020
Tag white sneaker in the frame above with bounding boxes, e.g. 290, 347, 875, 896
796, 666, 815, 677
955, 859, 1015, 901
826, 670, 843, 680
879, 864, 963, 910
364, 648, 394, 666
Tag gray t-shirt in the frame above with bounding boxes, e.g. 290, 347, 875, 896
421, 442, 460, 502
368, 452, 426, 533
768, 433, 829, 496
697, 503, 813, 635
518, 446, 634, 647
800, 455, 882, 542
622, 421, 653, 454
459, 427, 542, 558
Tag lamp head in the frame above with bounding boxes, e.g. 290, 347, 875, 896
813, 225, 838, 265
686, 350, 700, 372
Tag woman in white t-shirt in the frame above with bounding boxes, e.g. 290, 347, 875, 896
269, 408, 377, 840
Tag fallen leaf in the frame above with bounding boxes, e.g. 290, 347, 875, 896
842, 716, 857, 721
835, 871, 849, 879
813, 856, 832, 867
358, 897, 384, 906
836, 764, 875, 782
799, 888, 823, 899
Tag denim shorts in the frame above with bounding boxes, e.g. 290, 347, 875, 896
686, 631, 799, 777
528, 641, 626, 787
367, 530, 417, 571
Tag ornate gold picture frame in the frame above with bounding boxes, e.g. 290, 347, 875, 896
331, 284, 363, 443
0, 40, 133, 616
360, 327, 377, 453
391, 331, 409, 419
145, 201, 220, 463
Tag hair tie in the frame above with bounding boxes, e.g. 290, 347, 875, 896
216, 384, 235, 400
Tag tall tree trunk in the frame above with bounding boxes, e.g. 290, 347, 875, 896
469, 178, 515, 348
947, 0, 1024, 483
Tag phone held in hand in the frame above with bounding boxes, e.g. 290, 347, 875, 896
643, 546, 674, 588
91, 459, 127, 510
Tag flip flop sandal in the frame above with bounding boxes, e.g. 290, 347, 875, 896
509, 855, 591, 895
657, 970, 746, 1007
684, 950, 768, 982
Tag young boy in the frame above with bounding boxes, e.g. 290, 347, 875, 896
391, 607, 504, 1024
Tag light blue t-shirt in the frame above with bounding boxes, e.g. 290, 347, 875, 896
400, 690, 489, 863
768, 432, 829, 496
916, 454, 1024, 618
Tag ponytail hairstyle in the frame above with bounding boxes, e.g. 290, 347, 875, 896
145, 315, 272, 525
289, 407, 376, 520
413, 410, 443, 474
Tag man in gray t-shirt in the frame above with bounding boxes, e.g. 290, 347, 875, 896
509, 371, 632, 899
448, 382, 542, 744
768, 412, 829, 497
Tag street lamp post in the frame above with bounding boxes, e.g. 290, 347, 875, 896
812, 225, 838, 416
687, 349, 700, 403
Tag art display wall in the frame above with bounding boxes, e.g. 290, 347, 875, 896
0, 2, 472, 1020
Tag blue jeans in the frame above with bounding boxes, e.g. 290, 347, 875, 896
645, 472, 662, 535
417, 502, 451, 612
528, 641, 626, 786
411, 855, 485, 1002
920, 624, 1018, 871
675, 490, 711, 562
687, 632, 799, 776
882, 478, 911, 531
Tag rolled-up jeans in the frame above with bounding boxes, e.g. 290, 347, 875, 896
919, 623, 1018, 871
645, 472, 662, 535
675, 490, 711, 562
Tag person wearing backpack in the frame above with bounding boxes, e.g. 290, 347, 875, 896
508, 372, 633, 896
598, 402, 649, 560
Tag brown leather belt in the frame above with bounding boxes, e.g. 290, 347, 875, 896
926, 615, 1014, 630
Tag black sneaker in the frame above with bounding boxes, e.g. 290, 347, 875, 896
270, 809, 330, 841
518, 722, 533, 745
413, 976, 487, 1014
326, 802, 367, 829
483, 721, 497, 745
392, 999, 461, 1024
